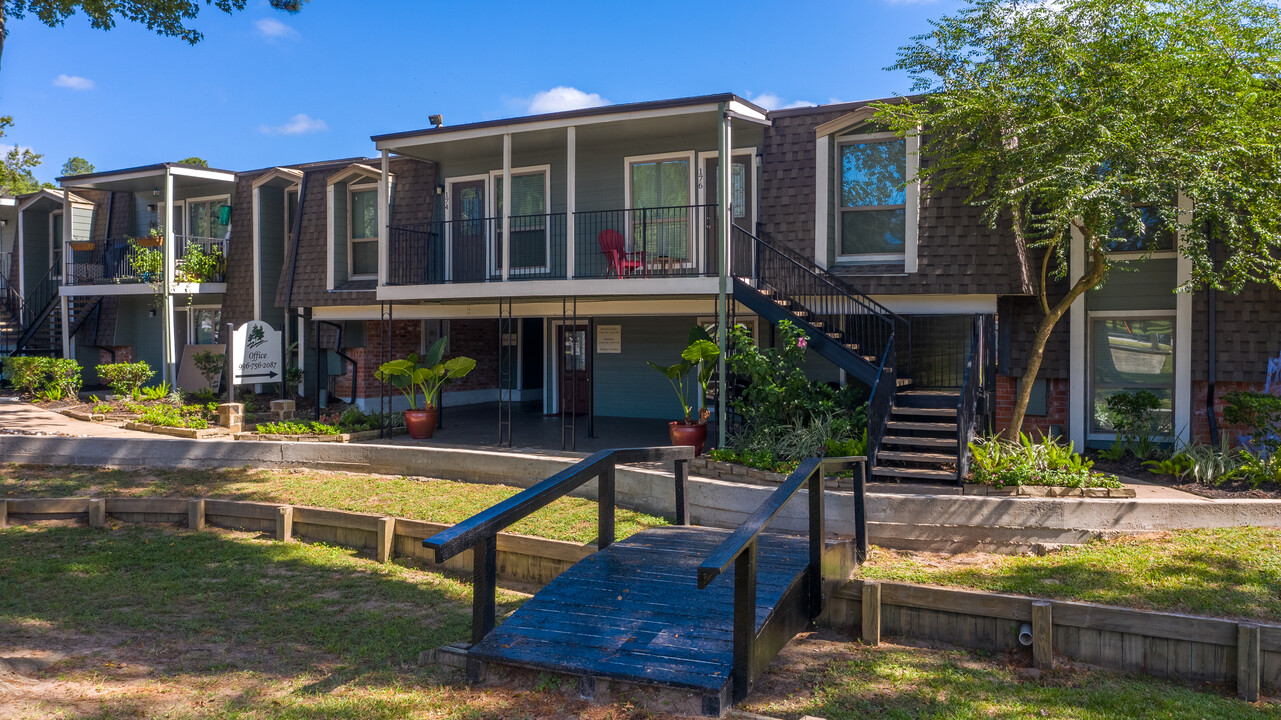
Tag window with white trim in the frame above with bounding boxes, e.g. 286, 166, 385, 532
348, 183, 379, 278
837, 134, 907, 260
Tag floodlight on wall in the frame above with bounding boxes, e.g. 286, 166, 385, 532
429, 114, 444, 128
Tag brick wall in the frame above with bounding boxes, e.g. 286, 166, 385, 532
332, 318, 499, 401
99, 346, 134, 366
1190, 380, 1265, 446
993, 375, 1069, 439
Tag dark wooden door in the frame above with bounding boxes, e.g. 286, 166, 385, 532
450, 179, 487, 283
704, 154, 754, 232
558, 324, 591, 415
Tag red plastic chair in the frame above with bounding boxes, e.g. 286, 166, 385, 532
597, 229, 647, 277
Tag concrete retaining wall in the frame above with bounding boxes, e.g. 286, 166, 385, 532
2, 435, 1279, 551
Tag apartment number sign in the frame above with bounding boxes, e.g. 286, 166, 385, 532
596, 325, 622, 354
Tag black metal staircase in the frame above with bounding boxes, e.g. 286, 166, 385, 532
729, 228, 993, 484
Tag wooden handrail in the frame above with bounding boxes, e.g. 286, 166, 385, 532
696, 454, 867, 702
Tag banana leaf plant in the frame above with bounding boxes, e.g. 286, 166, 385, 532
647, 326, 721, 423
374, 337, 477, 410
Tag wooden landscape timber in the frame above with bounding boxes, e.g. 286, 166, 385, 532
829, 578, 1279, 702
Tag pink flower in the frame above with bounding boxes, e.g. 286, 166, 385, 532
797, 337, 808, 349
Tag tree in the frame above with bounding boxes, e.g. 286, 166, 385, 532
0, 0, 307, 69
874, 0, 1281, 439
0, 115, 41, 195
179, 156, 209, 167
60, 156, 93, 176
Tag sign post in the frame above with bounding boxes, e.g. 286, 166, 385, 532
230, 320, 283, 392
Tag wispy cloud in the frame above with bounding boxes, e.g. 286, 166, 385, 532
53, 74, 95, 91
746, 92, 815, 111
259, 113, 328, 135
526, 86, 609, 114
255, 17, 298, 40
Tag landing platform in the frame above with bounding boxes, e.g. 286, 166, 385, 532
469, 526, 812, 701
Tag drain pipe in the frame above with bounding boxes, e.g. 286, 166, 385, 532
1018, 623, 1034, 647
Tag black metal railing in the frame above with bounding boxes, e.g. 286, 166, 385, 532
21, 256, 60, 330
421, 446, 693, 678
907, 314, 980, 389
955, 314, 987, 483
867, 333, 897, 468
573, 204, 718, 279
696, 455, 867, 703
387, 214, 568, 285
735, 226, 898, 368
175, 235, 229, 283
66, 235, 227, 285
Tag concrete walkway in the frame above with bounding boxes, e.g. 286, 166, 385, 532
0, 398, 155, 438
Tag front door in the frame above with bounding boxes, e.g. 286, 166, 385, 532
449, 180, 487, 283
558, 324, 590, 415
704, 154, 754, 233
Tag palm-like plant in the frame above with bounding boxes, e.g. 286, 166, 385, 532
647, 327, 721, 424
374, 337, 476, 410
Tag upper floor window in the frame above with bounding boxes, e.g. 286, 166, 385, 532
349, 184, 379, 278
838, 135, 906, 260
1106, 203, 1175, 254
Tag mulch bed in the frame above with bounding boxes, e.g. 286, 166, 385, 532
1089, 452, 1281, 500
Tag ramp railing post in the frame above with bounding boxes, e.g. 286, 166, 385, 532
471, 534, 497, 646
808, 464, 825, 620
855, 458, 869, 562
674, 457, 689, 525
732, 539, 757, 703
598, 461, 616, 550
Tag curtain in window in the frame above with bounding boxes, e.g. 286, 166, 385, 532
630, 159, 690, 259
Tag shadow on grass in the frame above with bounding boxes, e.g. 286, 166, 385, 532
0, 523, 524, 718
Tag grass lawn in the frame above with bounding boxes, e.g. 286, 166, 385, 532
0, 463, 668, 545
3, 524, 1274, 720
744, 631, 1279, 719
859, 527, 1281, 622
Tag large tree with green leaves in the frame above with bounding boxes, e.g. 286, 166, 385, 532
874, 0, 1281, 439
60, 156, 93, 176
0, 0, 306, 69
0, 115, 41, 195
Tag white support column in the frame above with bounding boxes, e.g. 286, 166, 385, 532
252, 186, 262, 320
1068, 226, 1087, 448
16, 207, 24, 298
566, 126, 576, 280
379, 149, 390, 287
1174, 192, 1194, 444
61, 188, 70, 279
814, 135, 830, 269
163, 169, 177, 386
59, 295, 71, 360
904, 130, 921, 274
716, 106, 732, 448
502, 133, 512, 282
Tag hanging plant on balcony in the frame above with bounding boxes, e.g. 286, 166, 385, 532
128, 240, 164, 284
136, 226, 164, 248
67, 240, 96, 252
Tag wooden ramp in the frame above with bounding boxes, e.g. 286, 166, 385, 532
423, 448, 868, 717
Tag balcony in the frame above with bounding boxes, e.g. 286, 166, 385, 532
66, 235, 228, 289
386, 204, 723, 288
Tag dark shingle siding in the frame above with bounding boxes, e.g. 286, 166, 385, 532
1192, 281, 1281, 384
759, 105, 1032, 297
222, 175, 257, 329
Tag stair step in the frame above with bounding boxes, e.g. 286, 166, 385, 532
886, 420, 958, 433
877, 451, 958, 464
871, 466, 958, 481
881, 435, 956, 449
892, 406, 957, 418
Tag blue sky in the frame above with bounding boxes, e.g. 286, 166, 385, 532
1, 0, 958, 184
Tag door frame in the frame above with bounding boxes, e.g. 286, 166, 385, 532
1085, 309, 1177, 443
487, 165, 552, 277
696, 149, 759, 274
443, 173, 489, 283
548, 318, 593, 415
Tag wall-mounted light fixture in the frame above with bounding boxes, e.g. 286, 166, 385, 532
146, 203, 156, 213
152, 187, 161, 198
0, 219, 7, 227
435, 185, 445, 196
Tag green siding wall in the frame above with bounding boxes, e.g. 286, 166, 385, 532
70, 206, 93, 241
591, 316, 701, 420
1088, 258, 1177, 311
111, 296, 167, 374
257, 187, 286, 328
133, 195, 161, 237
21, 210, 50, 294
332, 183, 348, 286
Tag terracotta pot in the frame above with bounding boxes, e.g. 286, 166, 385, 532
405, 406, 437, 439
136, 236, 163, 248
668, 420, 708, 455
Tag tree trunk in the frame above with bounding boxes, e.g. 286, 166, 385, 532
1004, 237, 1108, 440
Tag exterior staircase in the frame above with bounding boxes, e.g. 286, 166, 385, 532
729, 228, 993, 485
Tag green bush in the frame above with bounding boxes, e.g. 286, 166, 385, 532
96, 361, 154, 399
1224, 390, 1281, 459
969, 433, 1115, 488
3, 356, 51, 395
1098, 389, 1165, 459
46, 359, 83, 399
3, 357, 82, 399
1146, 443, 1244, 486
139, 404, 210, 429
256, 420, 340, 436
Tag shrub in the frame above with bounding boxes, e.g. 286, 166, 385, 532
139, 383, 172, 401
96, 361, 154, 399
46, 359, 83, 399
1098, 390, 1165, 459
1224, 390, 1281, 460
256, 420, 340, 436
140, 404, 210, 429
969, 433, 1114, 488
191, 351, 223, 391
1146, 443, 1244, 486
3, 356, 50, 395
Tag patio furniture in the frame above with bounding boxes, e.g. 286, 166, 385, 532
597, 229, 647, 278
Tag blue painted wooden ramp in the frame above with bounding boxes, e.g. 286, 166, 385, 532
422, 448, 868, 717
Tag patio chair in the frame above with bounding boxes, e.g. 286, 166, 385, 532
597, 229, 647, 278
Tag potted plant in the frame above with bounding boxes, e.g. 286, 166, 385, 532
129, 240, 164, 283
647, 327, 720, 454
136, 226, 164, 248
374, 337, 476, 439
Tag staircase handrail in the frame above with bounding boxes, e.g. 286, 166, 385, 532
696, 455, 867, 702
21, 255, 61, 329
422, 446, 694, 650
866, 331, 897, 466
954, 314, 984, 483
751, 228, 908, 326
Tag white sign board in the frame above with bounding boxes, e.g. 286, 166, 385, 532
596, 325, 622, 354
230, 321, 282, 385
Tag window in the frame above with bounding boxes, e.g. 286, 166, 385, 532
349, 184, 379, 278
1106, 203, 1175, 254
186, 198, 230, 239
494, 170, 548, 273
838, 136, 907, 258
1089, 315, 1174, 436
628, 155, 692, 260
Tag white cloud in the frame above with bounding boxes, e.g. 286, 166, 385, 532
526, 86, 610, 114
255, 17, 298, 40
747, 92, 815, 111
259, 113, 328, 135
53, 74, 95, 91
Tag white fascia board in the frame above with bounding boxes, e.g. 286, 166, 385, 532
0, 197, 15, 207
60, 283, 157, 297
251, 167, 304, 190
169, 166, 237, 183
866, 294, 998, 315
377, 277, 720, 303
727, 100, 769, 122
376, 103, 720, 152
314, 296, 726, 321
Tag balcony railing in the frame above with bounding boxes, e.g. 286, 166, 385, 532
66, 235, 227, 286
386, 204, 721, 286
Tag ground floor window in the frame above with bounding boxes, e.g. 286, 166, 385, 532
1089, 314, 1174, 436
